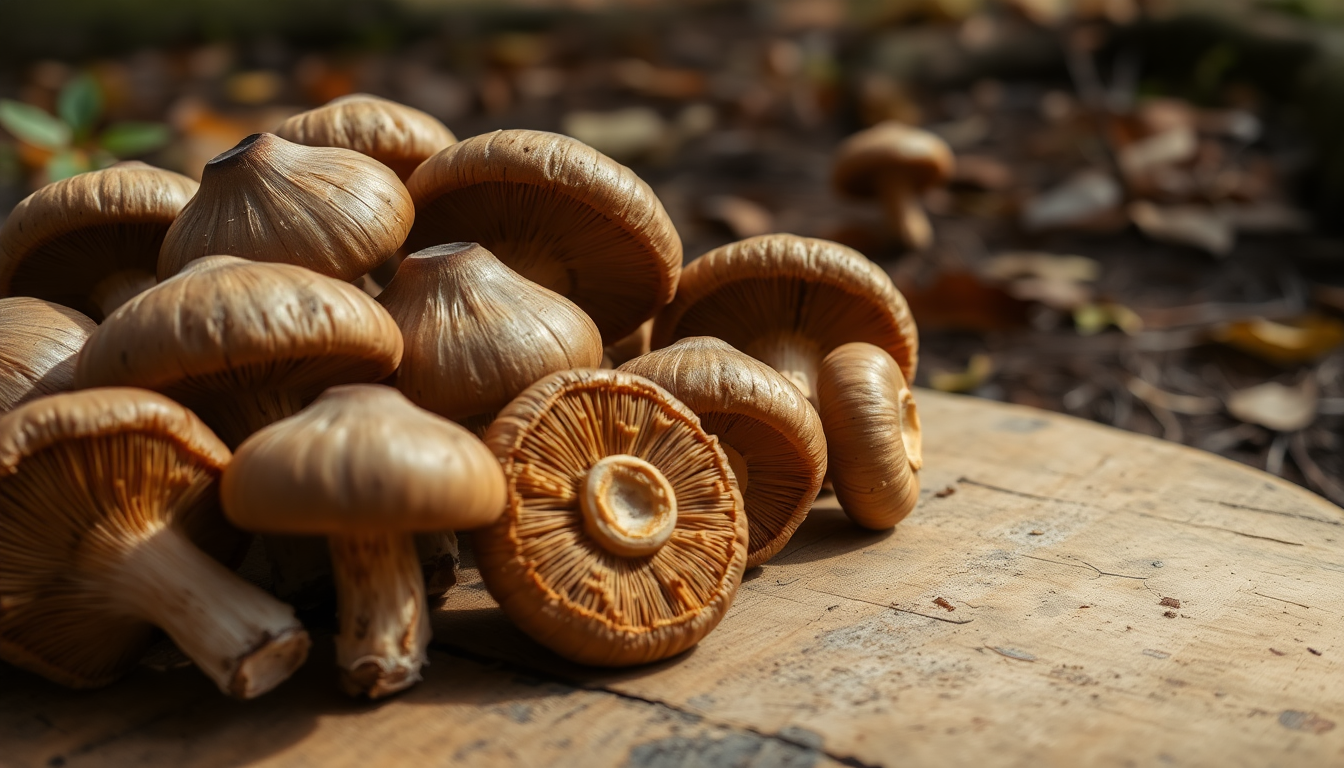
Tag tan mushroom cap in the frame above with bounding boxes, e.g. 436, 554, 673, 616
619, 337, 826, 568
158, 133, 414, 282
0, 162, 199, 320
74, 255, 404, 448
274, 93, 458, 182
0, 388, 257, 688
404, 129, 682, 341
477, 368, 747, 667
377, 242, 603, 433
652, 233, 918, 398
222, 385, 504, 535
832, 121, 954, 198
817, 343, 922, 530
0, 298, 96, 413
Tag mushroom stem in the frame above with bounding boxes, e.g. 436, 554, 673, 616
720, 442, 749, 495
877, 174, 932, 251
328, 532, 430, 699
267, 531, 461, 607
89, 269, 156, 320
744, 332, 823, 406
199, 390, 312, 450
580, 455, 678, 558
108, 526, 311, 699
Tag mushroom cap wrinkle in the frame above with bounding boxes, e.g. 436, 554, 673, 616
477, 368, 748, 667
619, 337, 826, 568
832, 121, 955, 198
377, 242, 603, 430
274, 93, 457, 182
0, 297, 96, 413
158, 133, 414, 282
817, 342, 923, 530
74, 256, 404, 446
405, 129, 682, 342
0, 162, 198, 319
221, 384, 506, 535
652, 233, 919, 387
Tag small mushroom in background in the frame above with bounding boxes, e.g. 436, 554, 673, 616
832, 121, 955, 251
0, 298, 96, 413
0, 162, 198, 320
404, 128, 682, 343
817, 343, 923, 529
0, 388, 310, 698
376, 242, 603, 435
221, 385, 506, 699
158, 133, 413, 283
476, 368, 748, 667
274, 93, 458, 182
653, 233, 918, 408
73, 255, 405, 606
619, 337, 826, 568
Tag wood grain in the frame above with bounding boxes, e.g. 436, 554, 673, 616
4, 391, 1341, 767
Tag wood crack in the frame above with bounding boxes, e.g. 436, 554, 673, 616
803, 587, 975, 624
1199, 499, 1344, 528
1131, 512, 1305, 547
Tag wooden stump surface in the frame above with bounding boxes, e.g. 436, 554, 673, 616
3, 390, 1342, 767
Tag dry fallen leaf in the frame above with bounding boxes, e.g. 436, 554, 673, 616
701, 195, 774, 239
561, 107, 667, 162
1227, 379, 1319, 433
1118, 126, 1197, 179
982, 252, 1100, 311
1022, 171, 1124, 232
1074, 302, 1143, 336
1213, 315, 1344, 365
931, 353, 994, 393
1129, 201, 1234, 257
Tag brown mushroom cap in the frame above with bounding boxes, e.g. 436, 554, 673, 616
158, 133, 414, 282
816, 342, 922, 530
74, 255, 404, 448
477, 368, 747, 667
832, 121, 954, 199
377, 242, 603, 433
652, 233, 918, 400
0, 297, 96, 413
404, 129, 682, 341
222, 385, 505, 536
0, 388, 307, 695
619, 337, 826, 568
274, 93, 458, 182
0, 162, 199, 320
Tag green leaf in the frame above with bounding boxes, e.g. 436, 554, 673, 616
58, 73, 102, 137
0, 100, 70, 150
99, 122, 172, 157
46, 148, 91, 182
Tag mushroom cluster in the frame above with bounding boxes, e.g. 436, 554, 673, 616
0, 93, 922, 699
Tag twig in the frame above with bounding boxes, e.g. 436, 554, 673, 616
1290, 433, 1344, 507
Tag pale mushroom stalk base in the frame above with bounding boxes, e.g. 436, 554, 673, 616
108, 525, 311, 699
329, 532, 431, 699
719, 442, 749, 496
745, 332, 824, 407
88, 269, 157, 320
877, 174, 932, 252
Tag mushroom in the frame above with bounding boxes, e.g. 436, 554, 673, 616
274, 93, 457, 182
605, 319, 653, 368
158, 133, 413, 283
0, 297, 96, 413
376, 242, 603, 435
404, 129, 681, 342
0, 162, 198, 319
816, 343, 922, 529
832, 121, 954, 251
476, 368, 748, 667
619, 337, 826, 567
0, 388, 310, 697
651, 233, 918, 408
220, 384, 505, 698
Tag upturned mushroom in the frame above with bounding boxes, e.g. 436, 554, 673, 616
0, 162, 198, 319
832, 121, 954, 251
274, 93, 457, 182
221, 385, 505, 698
376, 242, 603, 434
0, 297, 96, 413
619, 337, 826, 567
476, 368, 748, 667
404, 129, 681, 341
158, 133, 413, 282
816, 343, 923, 529
0, 388, 310, 697
652, 233, 918, 407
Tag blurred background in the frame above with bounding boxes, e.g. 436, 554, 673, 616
1, 0, 1342, 502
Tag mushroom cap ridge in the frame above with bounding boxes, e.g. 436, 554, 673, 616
274, 93, 457, 181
